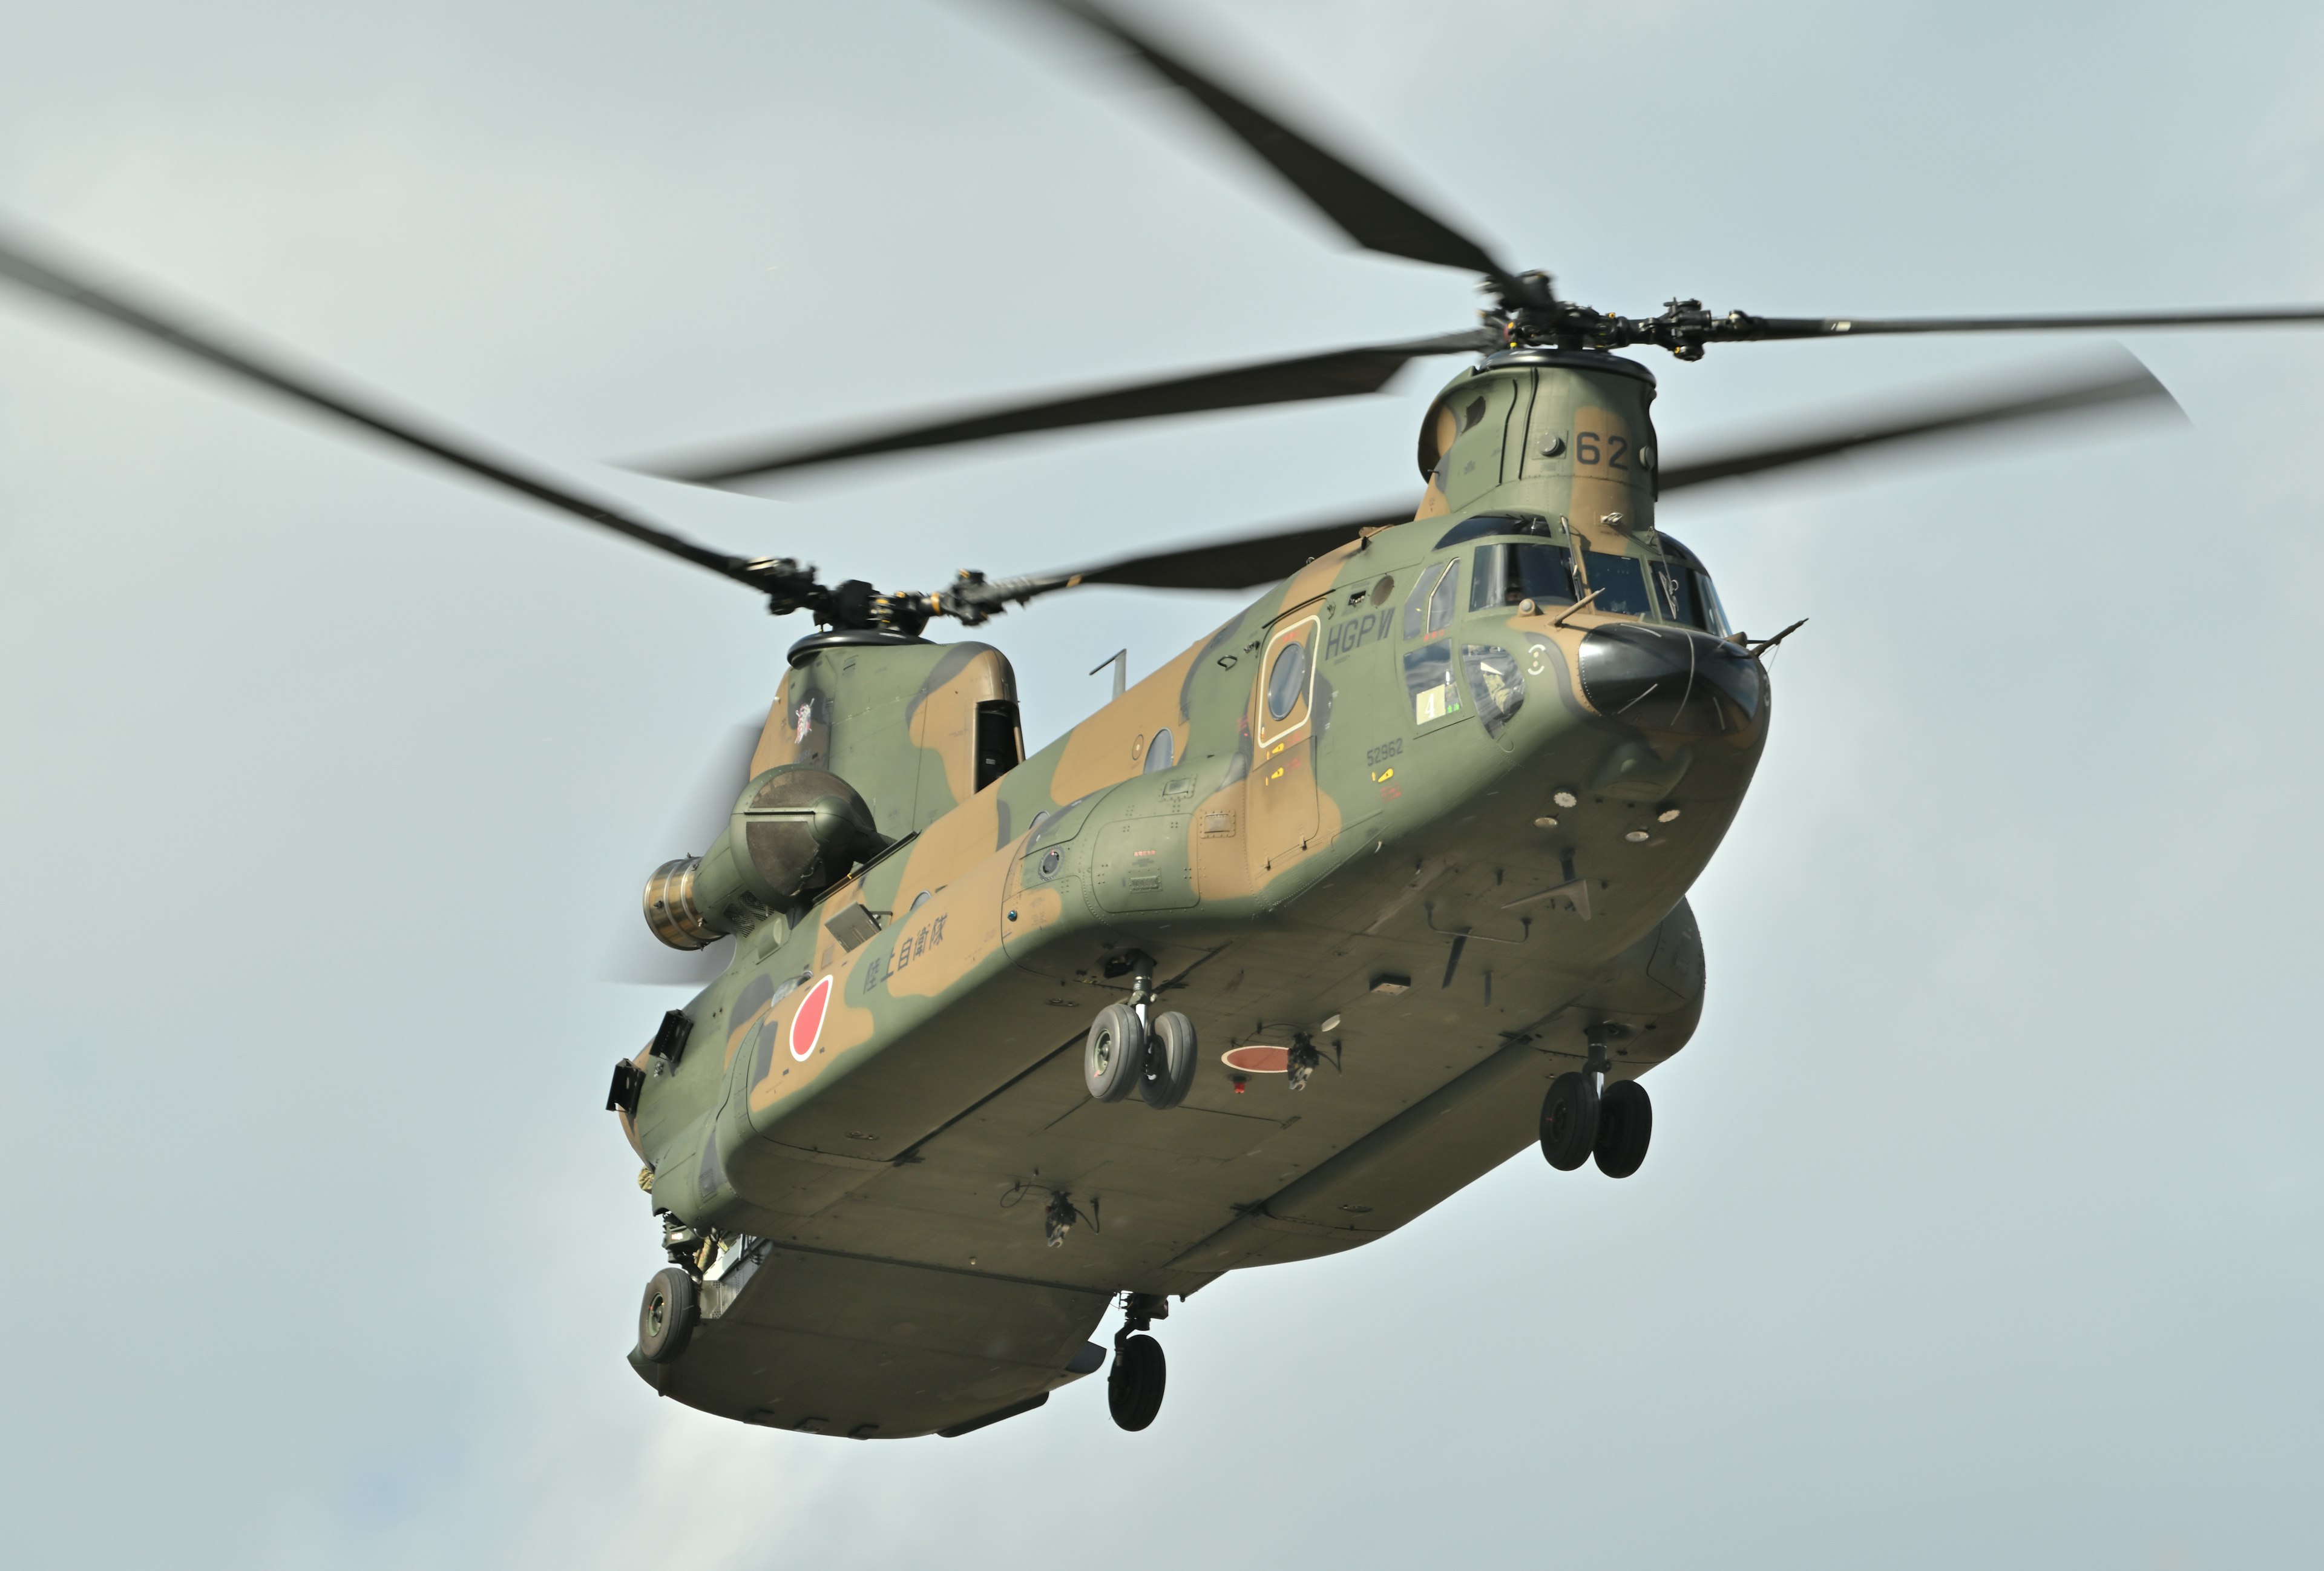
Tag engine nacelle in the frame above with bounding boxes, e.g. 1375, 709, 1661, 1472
643, 766, 882, 950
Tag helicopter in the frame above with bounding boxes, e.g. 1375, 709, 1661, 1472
5, 0, 2322, 1443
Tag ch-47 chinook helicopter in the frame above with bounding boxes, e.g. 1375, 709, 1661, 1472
8, 0, 2324, 1443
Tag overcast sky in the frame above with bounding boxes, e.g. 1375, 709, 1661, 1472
4, 1, 2321, 1566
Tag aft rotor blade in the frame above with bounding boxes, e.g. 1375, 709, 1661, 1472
1016, 0, 1517, 289
0, 225, 767, 591
1731, 305, 2324, 341
643, 330, 1491, 488
1658, 355, 2181, 492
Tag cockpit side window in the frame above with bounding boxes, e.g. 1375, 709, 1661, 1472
1692, 569, 1732, 637
1402, 558, 1465, 726
1653, 532, 1731, 635
1655, 559, 1707, 630
1402, 561, 1447, 641
1426, 557, 1462, 636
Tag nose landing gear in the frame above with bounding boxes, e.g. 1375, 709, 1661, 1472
1107, 1292, 1170, 1431
1539, 1027, 1654, 1178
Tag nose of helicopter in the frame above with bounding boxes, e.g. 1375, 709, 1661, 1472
1577, 623, 1765, 737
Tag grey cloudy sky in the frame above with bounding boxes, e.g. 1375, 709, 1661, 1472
3, 1, 2320, 1566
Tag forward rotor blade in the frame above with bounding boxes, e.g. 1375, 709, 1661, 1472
973, 355, 2187, 615
642, 330, 1491, 488
0, 225, 766, 591
1075, 506, 1412, 590
1016, 0, 1517, 288
1659, 355, 2181, 492
1733, 305, 2324, 341
953, 502, 1412, 619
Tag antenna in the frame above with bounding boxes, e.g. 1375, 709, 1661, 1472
1090, 649, 1128, 700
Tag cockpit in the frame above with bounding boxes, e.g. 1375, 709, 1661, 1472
1430, 512, 1731, 636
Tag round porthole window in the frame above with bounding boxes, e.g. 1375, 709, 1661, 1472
1039, 848, 1061, 878
1265, 640, 1308, 721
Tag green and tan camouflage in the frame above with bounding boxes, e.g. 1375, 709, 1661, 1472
618, 351, 1768, 1438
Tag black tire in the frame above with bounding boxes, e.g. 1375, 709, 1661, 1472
1539, 1072, 1600, 1171
638, 1266, 698, 1363
1108, 1333, 1167, 1431
1084, 1003, 1148, 1102
1140, 1011, 1198, 1110
1594, 1079, 1653, 1178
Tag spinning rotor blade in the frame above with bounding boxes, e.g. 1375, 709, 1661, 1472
1658, 355, 2182, 492
642, 329, 1491, 487
1723, 305, 2324, 341
1016, 0, 1519, 290
963, 352, 2190, 613
1074, 505, 1413, 590
0, 225, 787, 597
940, 501, 1413, 619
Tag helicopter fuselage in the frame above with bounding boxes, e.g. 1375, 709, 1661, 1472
619, 352, 1772, 1438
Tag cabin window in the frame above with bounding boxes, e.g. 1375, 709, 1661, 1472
1581, 551, 1653, 617
1471, 542, 1577, 610
1265, 642, 1308, 721
1143, 728, 1175, 772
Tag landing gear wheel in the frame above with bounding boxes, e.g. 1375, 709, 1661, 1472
1084, 1003, 1148, 1102
1140, 1011, 1198, 1110
637, 1265, 698, 1363
1539, 1072, 1600, 1171
1108, 1333, 1167, 1431
1594, 1079, 1652, 1178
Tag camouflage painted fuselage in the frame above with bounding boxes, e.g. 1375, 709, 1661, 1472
620, 349, 1770, 1438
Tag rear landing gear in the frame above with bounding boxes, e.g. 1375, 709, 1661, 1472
1539, 1072, 1598, 1170
1140, 1011, 1198, 1110
1539, 1028, 1653, 1178
1108, 1292, 1170, 1431
637, 1265, 698, 1363
1084, 1003, 1146, 1102
1593, 1079, 1652, 1178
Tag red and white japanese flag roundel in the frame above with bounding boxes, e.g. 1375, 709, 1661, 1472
788, 976, 833, 1061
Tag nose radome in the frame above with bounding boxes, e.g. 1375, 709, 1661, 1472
1577, 624, 1764, 736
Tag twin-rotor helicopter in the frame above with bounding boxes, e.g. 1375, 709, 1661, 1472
8, 0, 2319, 1441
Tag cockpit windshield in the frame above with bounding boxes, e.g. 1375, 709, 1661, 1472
1583, 551, 1653, 617
1434, 515, 1732, 636
1469, 541, 1577, 609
